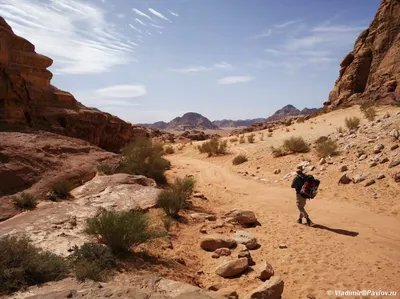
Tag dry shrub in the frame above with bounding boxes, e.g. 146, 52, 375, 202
283, 137, 310, 153
315, 139, 339, 158
232, 154, 248, 165
198, 138, 228, 157
12, 193, 37, 210
247, 133, 255, 143
345, 117, 360, 130
363, 107, 376, 121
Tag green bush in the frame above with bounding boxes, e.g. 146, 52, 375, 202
239, 136, 245, 143
69, 243, 118, 281
52, 179, 73, 198
315, 139, 339, 158
198, 138, 228, 157
283, 137, 310, 153
345, 117, 361, 130
247, 134, 255, 143
259, 133, 264, 141
232, 155, 248, 165
97, 163, 115, 175
164, 146, 175, 155
0, 235, 68, 294
119, 137, 170, 184
157, 177, 195, 218
230, 137, 238, 143
157, 190, 184, 219
363, 107, 376, 121
12, 193, 37, 210
85, 210, 153, 255
163, 216, 175, 232
267, 132, 273, 138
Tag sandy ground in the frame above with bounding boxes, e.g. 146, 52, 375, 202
166, 105, 400, 299
1, 105, 400, 299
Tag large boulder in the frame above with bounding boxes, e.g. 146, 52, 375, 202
233, 231, 258, 250
245, 276, 284, 299
200, 235, 237, 251
215, 258, 249, 278
224, 209, 258, 226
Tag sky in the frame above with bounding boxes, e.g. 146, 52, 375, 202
0, 0, 381, 124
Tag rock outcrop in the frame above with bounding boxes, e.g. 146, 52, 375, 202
0, 17, 148, 152
142, 112, 219, 131
325, 0, 400, 108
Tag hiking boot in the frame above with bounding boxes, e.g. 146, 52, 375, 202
297, 218, 302, 224
306, 218, 314, 226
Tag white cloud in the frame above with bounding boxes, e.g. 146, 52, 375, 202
146, 30, 152, 36
265, 48, 281, 55
135, 18, 147, 26
251, 29, 272, 39
96, 85, 147, 98
148, 8, 171, 22
0, 0, 135, 74
311, 25, 365, 33
132, 8, 152, 20
170, 62, 232, 73
168, 9, 179, 17
150, 23, 164, 29
217, 76, 254, 85
129, 24, 142, 33
116, 13, 125, 19
274, 20, 299, 29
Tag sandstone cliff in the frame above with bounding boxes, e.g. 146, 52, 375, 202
325, 0, 400, 108
0, 17, 148, 152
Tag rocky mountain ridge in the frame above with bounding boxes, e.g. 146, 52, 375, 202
325, 0, 400, 108
0, 17, 148, 153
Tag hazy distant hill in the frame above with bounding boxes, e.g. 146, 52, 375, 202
213, 118, 267, 128
140, 112, 218, 130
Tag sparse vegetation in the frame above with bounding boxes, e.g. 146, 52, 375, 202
12, 193, 37, 210
163, 216, 175, 232
69, 243, 118, 282
286, 128, 290, 132
345, 116, 361, 130
283, 136, 310, 153
157, 177, 195, 218
232, 154, 248, 165
363, 107, 377, 121
119, 137, 170, 184
198, 138, 228, 157
260, 133, 264, 141
267, 132, 273, 138
271, 146, 286, 158
85, 210, 154, 255
0, 235, 68, 294
315, 139, 339, 158
239, 136, 245, 143
97, 163, 115, 175
336, 126, 345, 134
247, 133, 255, 143
230, 137, 238, 143
164, 146, 175, 154
52, 179, 73, 198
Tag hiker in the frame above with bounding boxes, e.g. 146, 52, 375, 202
291, 166, 314, 226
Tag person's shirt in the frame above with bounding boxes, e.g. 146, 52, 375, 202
291, 174, 305, 193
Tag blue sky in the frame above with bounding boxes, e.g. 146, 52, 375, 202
1, 0, 380, 123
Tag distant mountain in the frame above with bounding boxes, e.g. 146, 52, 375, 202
141, 112, 218, 130
265, 105, 320, 122
212, 118, 267, 128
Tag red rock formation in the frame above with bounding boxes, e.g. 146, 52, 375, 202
0, 17, 148, 152
325, 0, 400, 108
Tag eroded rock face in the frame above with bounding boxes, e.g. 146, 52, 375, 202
0, 17, 148, 152
325, 0, 400, 108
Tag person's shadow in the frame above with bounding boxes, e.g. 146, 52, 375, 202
311, 224, 359, 237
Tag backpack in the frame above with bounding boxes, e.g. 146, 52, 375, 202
300, 175, 320, 199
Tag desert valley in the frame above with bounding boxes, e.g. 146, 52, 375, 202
1, 0, 400, 299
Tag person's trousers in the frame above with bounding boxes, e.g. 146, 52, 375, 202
296, 193, 309, 219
